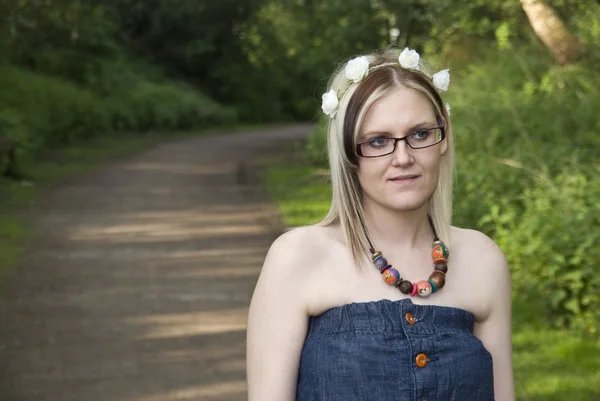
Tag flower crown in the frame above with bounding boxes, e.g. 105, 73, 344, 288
321, 48, 451, 119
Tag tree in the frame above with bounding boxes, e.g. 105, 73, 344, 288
519, 0, 582, 65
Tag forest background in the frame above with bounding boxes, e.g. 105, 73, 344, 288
0, 1, 599, 399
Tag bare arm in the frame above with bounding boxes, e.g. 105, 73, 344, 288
247, 230, 313, 401
473, 238, 515, 401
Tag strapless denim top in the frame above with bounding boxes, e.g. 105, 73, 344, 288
296, 299, 494, 401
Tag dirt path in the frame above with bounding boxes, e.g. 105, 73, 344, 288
0, 125, 312, 401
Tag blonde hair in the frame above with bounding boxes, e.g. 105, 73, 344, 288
317, 48, 455, 268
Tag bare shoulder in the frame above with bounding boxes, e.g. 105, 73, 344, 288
450, 226, 511, 320
265, 225, 335, 270
254, 225, 337, 308
450, 226, 508, 269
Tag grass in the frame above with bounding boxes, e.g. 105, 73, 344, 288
0, 124, 279, 281
262, 160, 600, 401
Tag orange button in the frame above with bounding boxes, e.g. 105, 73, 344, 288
416, 353, 428, 368
405, 312, 415, 325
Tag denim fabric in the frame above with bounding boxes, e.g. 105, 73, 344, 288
296, 298, 494, 401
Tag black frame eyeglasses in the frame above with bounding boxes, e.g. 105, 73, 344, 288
356, 125, 446, 158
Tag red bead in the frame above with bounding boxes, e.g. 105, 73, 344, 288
411, 283, 417, 297
382, 268, 400, 285
416, 280, 433, 297
432, 245, 444, 259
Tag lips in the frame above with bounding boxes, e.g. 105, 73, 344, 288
390, 174, 420, 181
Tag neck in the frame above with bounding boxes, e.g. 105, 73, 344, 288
362, 199, 432, 252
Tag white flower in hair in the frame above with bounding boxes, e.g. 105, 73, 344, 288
433, 69, 451, 91
398, 47, 420, 70
321, 89, 339, 118
445, 103, 451, 115
345, 56, 370, 84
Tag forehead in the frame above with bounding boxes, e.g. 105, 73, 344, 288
359, 87, 437, 135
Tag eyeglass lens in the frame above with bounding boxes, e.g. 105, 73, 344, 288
360, 128, 443, 157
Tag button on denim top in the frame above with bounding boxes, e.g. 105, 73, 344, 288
296, 299, 494, 401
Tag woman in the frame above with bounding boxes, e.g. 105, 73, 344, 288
247, 48, 514, 401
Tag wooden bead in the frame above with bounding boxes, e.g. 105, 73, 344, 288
427, 279, 437, 293
416, 280, 433, 297
429, 270, 446, 289
432, 256, 447, 264
373, 255, 389, 272
434, 263, 448, 273
411, 282, 417, 297
398, 280, 413, 294
432, 240, 449, 258
382, 267, 400, 286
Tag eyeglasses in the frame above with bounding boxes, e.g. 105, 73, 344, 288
356, 126, 446, 158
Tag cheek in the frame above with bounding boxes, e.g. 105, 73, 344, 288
357, 160, 387, 188
423, 152, 443, 177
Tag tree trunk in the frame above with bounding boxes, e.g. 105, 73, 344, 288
519, 0, 581, 65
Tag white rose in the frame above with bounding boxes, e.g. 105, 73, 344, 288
432, 69, 451, 91
345, 56, 370, 83
445, 103, 451, 115
321, 89, 339, 118
398, 47, 420, 70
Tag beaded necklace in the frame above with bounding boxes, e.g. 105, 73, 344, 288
364, 215, 448, 298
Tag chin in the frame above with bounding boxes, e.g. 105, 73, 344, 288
384, 194, 429, 212
388, 201, 427, 212
363, 186, 433, 213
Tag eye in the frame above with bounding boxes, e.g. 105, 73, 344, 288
367, 137, 391, 148
412, 130, 430, 141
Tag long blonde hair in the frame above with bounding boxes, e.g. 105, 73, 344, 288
317, 48, 454, 267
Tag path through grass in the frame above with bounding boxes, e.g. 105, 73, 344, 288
0, 125, 277, 281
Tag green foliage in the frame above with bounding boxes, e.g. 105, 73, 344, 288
482, 168, 600, 333
104, 80, 236, 131
2, 2, 120, 81
0, 65, 109, 154
0, 63, 236, 159
548, 0, 600, 47
0, 0, 239, 160
448, 46, 600, 333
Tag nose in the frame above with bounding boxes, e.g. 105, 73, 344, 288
391, 140, 414, 167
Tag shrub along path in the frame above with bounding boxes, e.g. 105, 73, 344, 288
0, 125, 311, 401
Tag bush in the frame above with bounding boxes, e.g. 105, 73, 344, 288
108, 81, 237, 131
452, 49, 600, 333
0, 65, 109, 155
0, 61, 237, 159
480, 168, 600, 333
90, 59, 237, 131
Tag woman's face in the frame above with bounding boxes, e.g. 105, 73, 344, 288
356, 87, 447, 213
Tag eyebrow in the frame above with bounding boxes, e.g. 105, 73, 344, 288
360, 121, 438, 140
